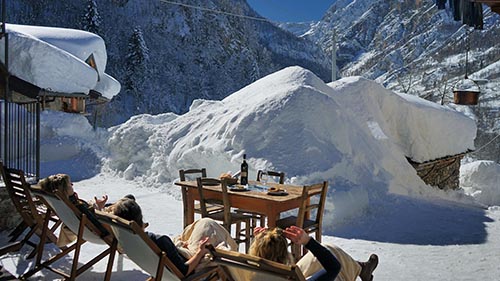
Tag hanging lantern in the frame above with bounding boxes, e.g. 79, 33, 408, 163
453, 78, 480, 105
453, 28, 480, 105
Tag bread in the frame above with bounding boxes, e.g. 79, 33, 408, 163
219, 173, 232, 180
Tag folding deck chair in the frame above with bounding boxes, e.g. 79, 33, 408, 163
0, 162, 62, 258
207, 244, 307, 281
24, 187, 117, 280
95, 211, 222, 281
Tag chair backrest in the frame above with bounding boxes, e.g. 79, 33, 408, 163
0, 162, 41, 228
296, 181, 328, 231
30, 187, 107, 245
196, 177, 230, 223
179, 168, 207, 181
256, 170, 285, 184
95, 211, 184, 281
207, 245, 306, 281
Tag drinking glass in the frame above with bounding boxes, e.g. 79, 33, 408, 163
260, 172, 268, 186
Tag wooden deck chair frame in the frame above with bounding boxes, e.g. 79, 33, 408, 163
24, 187, 117, 281
207, 244, 306, 281
95, 211, 222, 281
179, 168, 223, 228
276, 181, 328, 260
0, 162, 62, 258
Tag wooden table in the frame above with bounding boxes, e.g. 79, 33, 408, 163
175, 180, 304, 228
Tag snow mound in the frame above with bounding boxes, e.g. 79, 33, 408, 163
104, 66, 478, 227
460, 161, 500, 206
329, 76, 476, 163
39, 110, 109, 180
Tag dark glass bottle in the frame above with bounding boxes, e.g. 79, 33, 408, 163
240, 154, 248, 185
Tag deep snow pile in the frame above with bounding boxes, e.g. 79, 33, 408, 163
97, 66, 477, 228
328, 77, 476, 163
460, 160, 500, 206
39, 110, 109, 180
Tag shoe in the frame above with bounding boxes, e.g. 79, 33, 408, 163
358, 254, 378, 281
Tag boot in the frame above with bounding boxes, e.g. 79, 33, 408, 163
358, 254, 379, 281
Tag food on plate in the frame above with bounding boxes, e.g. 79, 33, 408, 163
219, 173, 232, 179
220, 173, 238, 185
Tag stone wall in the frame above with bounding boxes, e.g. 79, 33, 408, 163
409, 153, 465, 190
0, 187, 21, 231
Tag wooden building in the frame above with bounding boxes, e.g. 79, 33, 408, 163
408, 152, 469, 190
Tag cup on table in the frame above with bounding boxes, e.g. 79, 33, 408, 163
260, 172, 268, 185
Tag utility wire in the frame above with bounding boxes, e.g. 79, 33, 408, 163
471, 132, 500, 154
159, 0, 274, 23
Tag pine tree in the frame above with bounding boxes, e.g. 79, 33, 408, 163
81, 0, 101, 35
124, 27, 150, 111
250, 59, 260, 82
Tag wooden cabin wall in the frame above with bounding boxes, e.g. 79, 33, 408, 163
41, 96, 85, 113
410, 154, 465, 190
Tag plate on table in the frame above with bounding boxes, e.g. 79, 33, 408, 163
267, 190, 288, 196
230, 186, 250, 192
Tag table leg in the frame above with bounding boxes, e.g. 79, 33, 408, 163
266, 210, 280, 228
184, 188, 195, 228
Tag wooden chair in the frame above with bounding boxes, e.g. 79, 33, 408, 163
236, 170, 286, 230
95, 211, 222, 281
179, 168, 224, 228
207, 244, 306, 281
24, 187, 117, 280
196, 177, 252, 252
276, 181, 328, 260
0, 162, 62, 258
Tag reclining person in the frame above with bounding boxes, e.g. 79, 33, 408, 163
111, 198, 237, 277
38, 173, 133, 245
250, 226, 379, 281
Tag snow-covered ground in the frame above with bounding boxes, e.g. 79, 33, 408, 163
1, 67, 499, 280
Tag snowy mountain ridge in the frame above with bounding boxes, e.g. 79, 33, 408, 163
278, 0, 499, 107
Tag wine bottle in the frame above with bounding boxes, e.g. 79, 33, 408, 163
240, 154, 248, 185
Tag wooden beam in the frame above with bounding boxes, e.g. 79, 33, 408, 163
469, 0, 500, 16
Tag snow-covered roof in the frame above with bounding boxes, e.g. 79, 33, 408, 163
0, 23, 120, 99
328, 76, 477, 163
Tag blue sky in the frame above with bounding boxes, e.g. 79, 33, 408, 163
247, 0, 333, 22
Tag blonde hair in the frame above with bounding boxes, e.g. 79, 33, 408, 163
249, 227, 293, 265
39, 174, 71, 195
